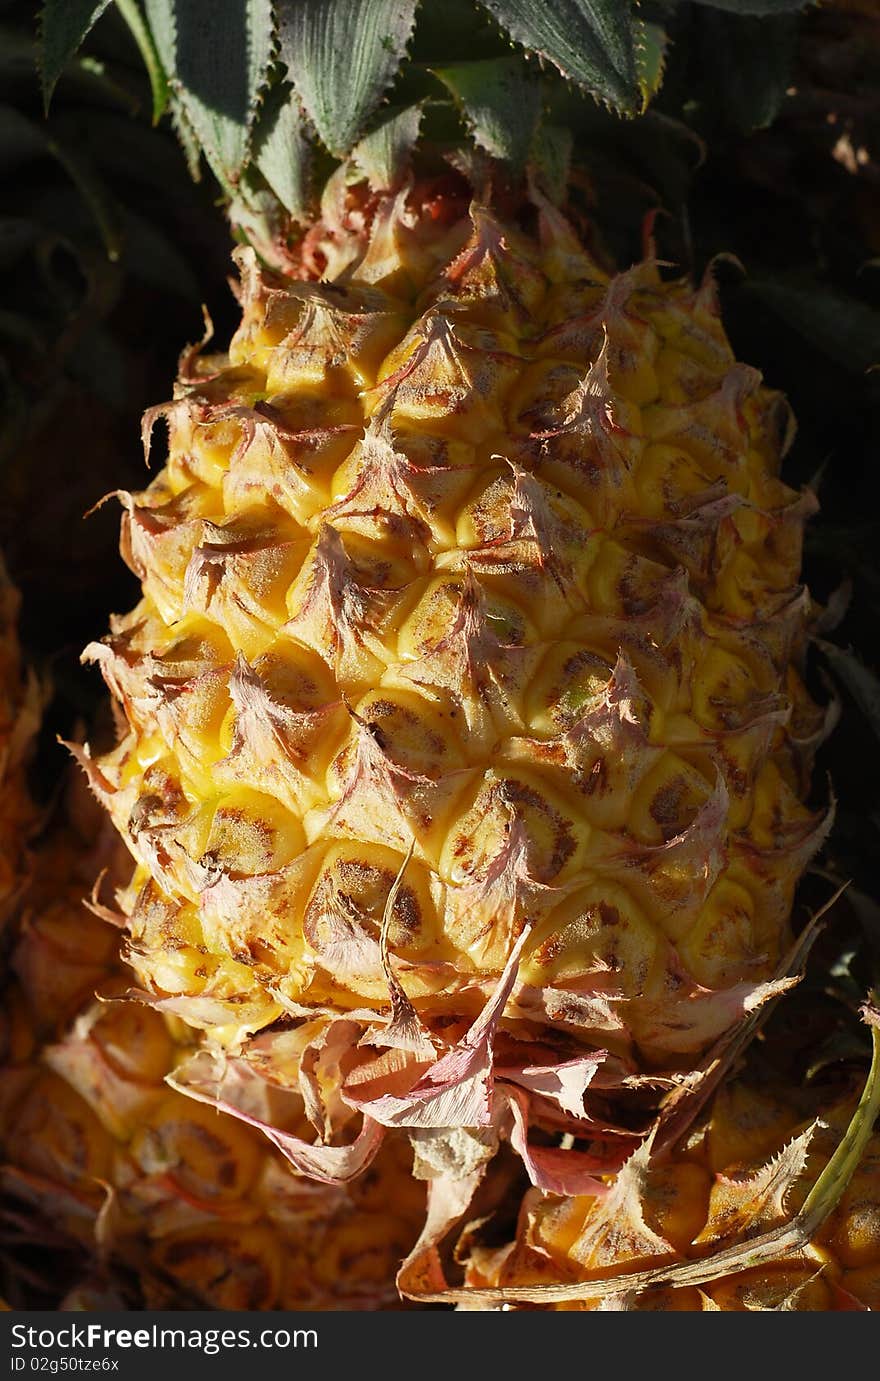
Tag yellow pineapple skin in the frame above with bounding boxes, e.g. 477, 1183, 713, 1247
81, 192, 827, 1156
461, 1070, 880, 1311
0, 815, 425, 1310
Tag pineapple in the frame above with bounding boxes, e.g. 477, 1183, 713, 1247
43, 0, 846, 1272
456, 1048, 880, 1311
14, 0, 873, 1313
0, 791, 425, 1310
77, 181, 827, 1185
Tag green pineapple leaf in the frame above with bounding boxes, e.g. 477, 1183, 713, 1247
38, 0, 113, 111
528, 122, 572, 203
226, 166, 291, 265
144, 0, 274, 187
351, 103, 424, 191
434, 56, 541, 170
114, 0, 169, 122
634, 19, 667, 112
251, 81, 313, 219
476, 0, 639, 115
278, 0, 420, 159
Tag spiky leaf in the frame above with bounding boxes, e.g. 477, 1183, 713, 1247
351, 103, 423, 191
434, 56, 540, 169
144, 0, 274, 186
115, 0, 170, 122
634, 20, 667, 111
695, 1126, 816, 1245
278, 0, 419, 158
228, 166, 288, 260
251, 82, 312, 219
477, 0, 638, 114
529, 122, 572, 203
39, 0, 113, 110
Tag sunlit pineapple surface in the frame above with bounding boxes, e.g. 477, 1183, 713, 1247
0, 818, 424, 1309
461, 1068, 880, 1311
82, 190, 827, 1150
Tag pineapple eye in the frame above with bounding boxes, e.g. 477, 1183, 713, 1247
134, 1094, 262, 1202
525, 642, 613, 734
628, 753, 714, 846
7, 1074, 115, 1193
202, 790, 306, 877
508, 358, 584, 435
91, 1004, 176, 1085
151, 1225, 283, 1311
302, 841, 442, 971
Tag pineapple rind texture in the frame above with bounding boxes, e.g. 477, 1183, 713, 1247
0, 818, 425, 1310
459, 1069, 880, 1311
81, 194, 827, 1174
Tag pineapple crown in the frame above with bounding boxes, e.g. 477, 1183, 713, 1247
40, 0, 814, 255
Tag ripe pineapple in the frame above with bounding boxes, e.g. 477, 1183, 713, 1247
0, 793, 425, 1310
77, 180, 828, 1187
457, 1049, 880, 1311
25, 0, 876, 1312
